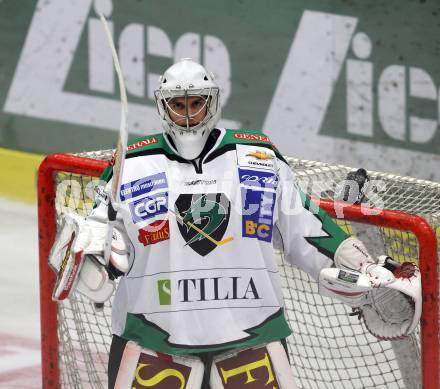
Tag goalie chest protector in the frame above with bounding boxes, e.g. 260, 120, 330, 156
101, 128, 343, 355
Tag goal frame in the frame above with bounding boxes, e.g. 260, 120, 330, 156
37, 153, 439, 389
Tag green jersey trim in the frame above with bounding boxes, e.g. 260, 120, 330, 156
125, 133, 190, 164
98, 133, 174, 183
218, 129, 272, 148
100, 165, 113, 183
300, 191, 349, 259
121, 308, 292, 355
205, 129, 287, 164
126, 133, 177, 157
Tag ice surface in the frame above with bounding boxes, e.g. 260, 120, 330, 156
0, 198, 41, 388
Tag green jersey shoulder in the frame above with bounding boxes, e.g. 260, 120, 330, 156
207, 129, 287, 164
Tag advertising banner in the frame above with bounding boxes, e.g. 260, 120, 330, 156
1, 0, 439, 179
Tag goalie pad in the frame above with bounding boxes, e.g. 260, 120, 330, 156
319, 257, 421, 340
210, 341, 297, 389
113, 341, 204, 389
49, 213, 129, 302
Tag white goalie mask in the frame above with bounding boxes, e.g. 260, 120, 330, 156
154, 58, 221, 160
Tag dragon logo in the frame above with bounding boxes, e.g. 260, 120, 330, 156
174, 193, 231, 256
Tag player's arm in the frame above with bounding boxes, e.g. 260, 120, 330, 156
275, 160, 349, 279
48, 177, 130, 303
276, 161, 422, 339
319, 168, 422, 339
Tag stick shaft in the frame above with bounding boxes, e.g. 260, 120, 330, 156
99, 15, 129, 263
99, 14, 128, 203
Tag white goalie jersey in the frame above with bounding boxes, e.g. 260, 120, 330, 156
85, 128, 349, 355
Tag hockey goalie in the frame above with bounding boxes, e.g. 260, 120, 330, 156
48, 59, 422, 389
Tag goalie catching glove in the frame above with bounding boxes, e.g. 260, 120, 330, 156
48, 213, 130, 303
319, 237, 422, 340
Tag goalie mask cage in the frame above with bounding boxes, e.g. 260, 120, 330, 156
38, 151, 439, 389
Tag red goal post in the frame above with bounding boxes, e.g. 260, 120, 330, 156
38, 152, 439, 389
38, 154, 107, 388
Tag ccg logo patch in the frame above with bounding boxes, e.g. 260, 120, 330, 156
241, 188, 276, 242
138, 220, 170, 246
120, 172, 168, 201
129, 192, 168, 223
238, 168, 279, 190
174, 193, 231, 256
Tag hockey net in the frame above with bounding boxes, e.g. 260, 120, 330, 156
38, 151, 440, 389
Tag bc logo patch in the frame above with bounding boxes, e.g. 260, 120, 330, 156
129, 192, 168, 223
120, 172, 168, 201
241, 188, 276, 242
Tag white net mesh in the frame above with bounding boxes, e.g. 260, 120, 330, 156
48, 151, 440, 389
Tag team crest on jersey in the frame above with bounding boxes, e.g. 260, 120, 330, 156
174, 193, 231, 256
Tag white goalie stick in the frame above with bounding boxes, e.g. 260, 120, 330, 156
90, 15, 128, 310
100, 14, 128, 270
99, 14, 128, 263
100, 14, 128, 201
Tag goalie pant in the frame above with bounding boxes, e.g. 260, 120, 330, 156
90, 128, 350, 355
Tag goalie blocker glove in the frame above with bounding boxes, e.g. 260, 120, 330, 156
319, 237, 422, 340
48, 213, 130, 303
